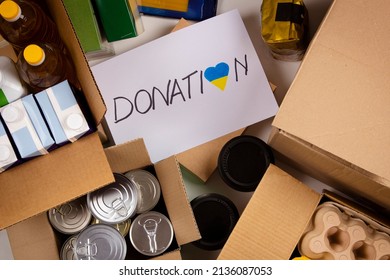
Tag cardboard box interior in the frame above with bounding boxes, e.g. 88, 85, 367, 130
218, 164, 390, 260
0, 0, 115, 230
268, 0, 390, 211
7, 138, 200, 260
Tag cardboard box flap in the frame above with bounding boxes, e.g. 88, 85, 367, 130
7, 213, 59, 260
104, 138, 152, 173
272, 0, 390, 182
323, 190, 390, 231
269, 129, 390, 208
47, 0, 107, 125
155, 156, 201, 245
0, 133, 114, 230
218, 164, 321, 260
177, 129, 245, 182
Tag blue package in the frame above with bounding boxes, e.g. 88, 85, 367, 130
138, 0, 218, 21
0, 99, 49, 158
35, 80, 90, 145
22, 95, 55, 151
35, 88, 68, 145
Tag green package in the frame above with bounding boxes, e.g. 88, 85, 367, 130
93, 0, 138, 42
63, 0, 103, 53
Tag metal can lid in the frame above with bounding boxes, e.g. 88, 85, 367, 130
60, 235, 78, 260
91, 217, 131, 237
48, 196, 92, 235
217, 135, 274, 192
124, 169, 161, 214
75, 224, 127, 260
129, 211, 174, 257
87, 173, 138, 224
190, 193, 239, 250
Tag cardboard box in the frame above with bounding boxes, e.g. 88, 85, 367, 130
6, 138, 200, 259
0, 0, 115, 230
218, 164, 390, 259
268, 0, 390, 210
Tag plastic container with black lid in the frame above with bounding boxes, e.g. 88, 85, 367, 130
217, 135, 274, 192
190, 193, 239, 251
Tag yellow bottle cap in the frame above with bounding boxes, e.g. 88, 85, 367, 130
292, 255, 311, 260
0, 0, 21, 22
23, 44, 45, 66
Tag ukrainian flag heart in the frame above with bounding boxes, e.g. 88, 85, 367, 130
204, 62, 229, 91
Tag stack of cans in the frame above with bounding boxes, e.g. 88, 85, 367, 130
48, 169, 175, 260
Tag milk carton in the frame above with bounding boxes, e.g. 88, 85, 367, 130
0, 97, 54, 158
35, 80, 90, 145
0, 120, 18, 172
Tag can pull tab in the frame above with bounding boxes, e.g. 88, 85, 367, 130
140, 218, 163, 254
110, 197, 128, 217
76, 240, 98, 260
55, 203, 73, 216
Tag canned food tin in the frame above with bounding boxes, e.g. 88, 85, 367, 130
124, 169, 161, 214
48, 196, 92, 234
60, 235, 78, 260
91, 217, 131, 237
87, 173, 138, 224
129, 211, 174, 257
75, 224, 127, 260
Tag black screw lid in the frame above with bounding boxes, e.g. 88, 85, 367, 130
218, 135, 274, 192
191, 193, 239, 251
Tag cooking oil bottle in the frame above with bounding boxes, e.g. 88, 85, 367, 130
15, 43, 80, 93
0, 0, 65, 54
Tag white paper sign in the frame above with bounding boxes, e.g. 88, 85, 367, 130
92, 9, 278, 162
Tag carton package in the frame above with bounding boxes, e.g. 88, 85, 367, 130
218, 164, 390, 260
0, 0, 114, 230
268, 0, 390, 210
62, 0, 115, 60
136, 0, 217, 21
6, 138, 200, 259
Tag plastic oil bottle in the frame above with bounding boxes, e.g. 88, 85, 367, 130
0, 0, 65, 54
15, 43, 80, 93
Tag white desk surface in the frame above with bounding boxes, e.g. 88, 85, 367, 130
0, 0, 335, 260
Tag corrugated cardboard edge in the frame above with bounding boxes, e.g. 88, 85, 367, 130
104, 138, 152, 173
218, 164, 321, 260
268, 128, 390, 210
155, 156, 201, 245
7, 213, 59, 260
323, 191, 390, 233
0, 133, 114, 230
